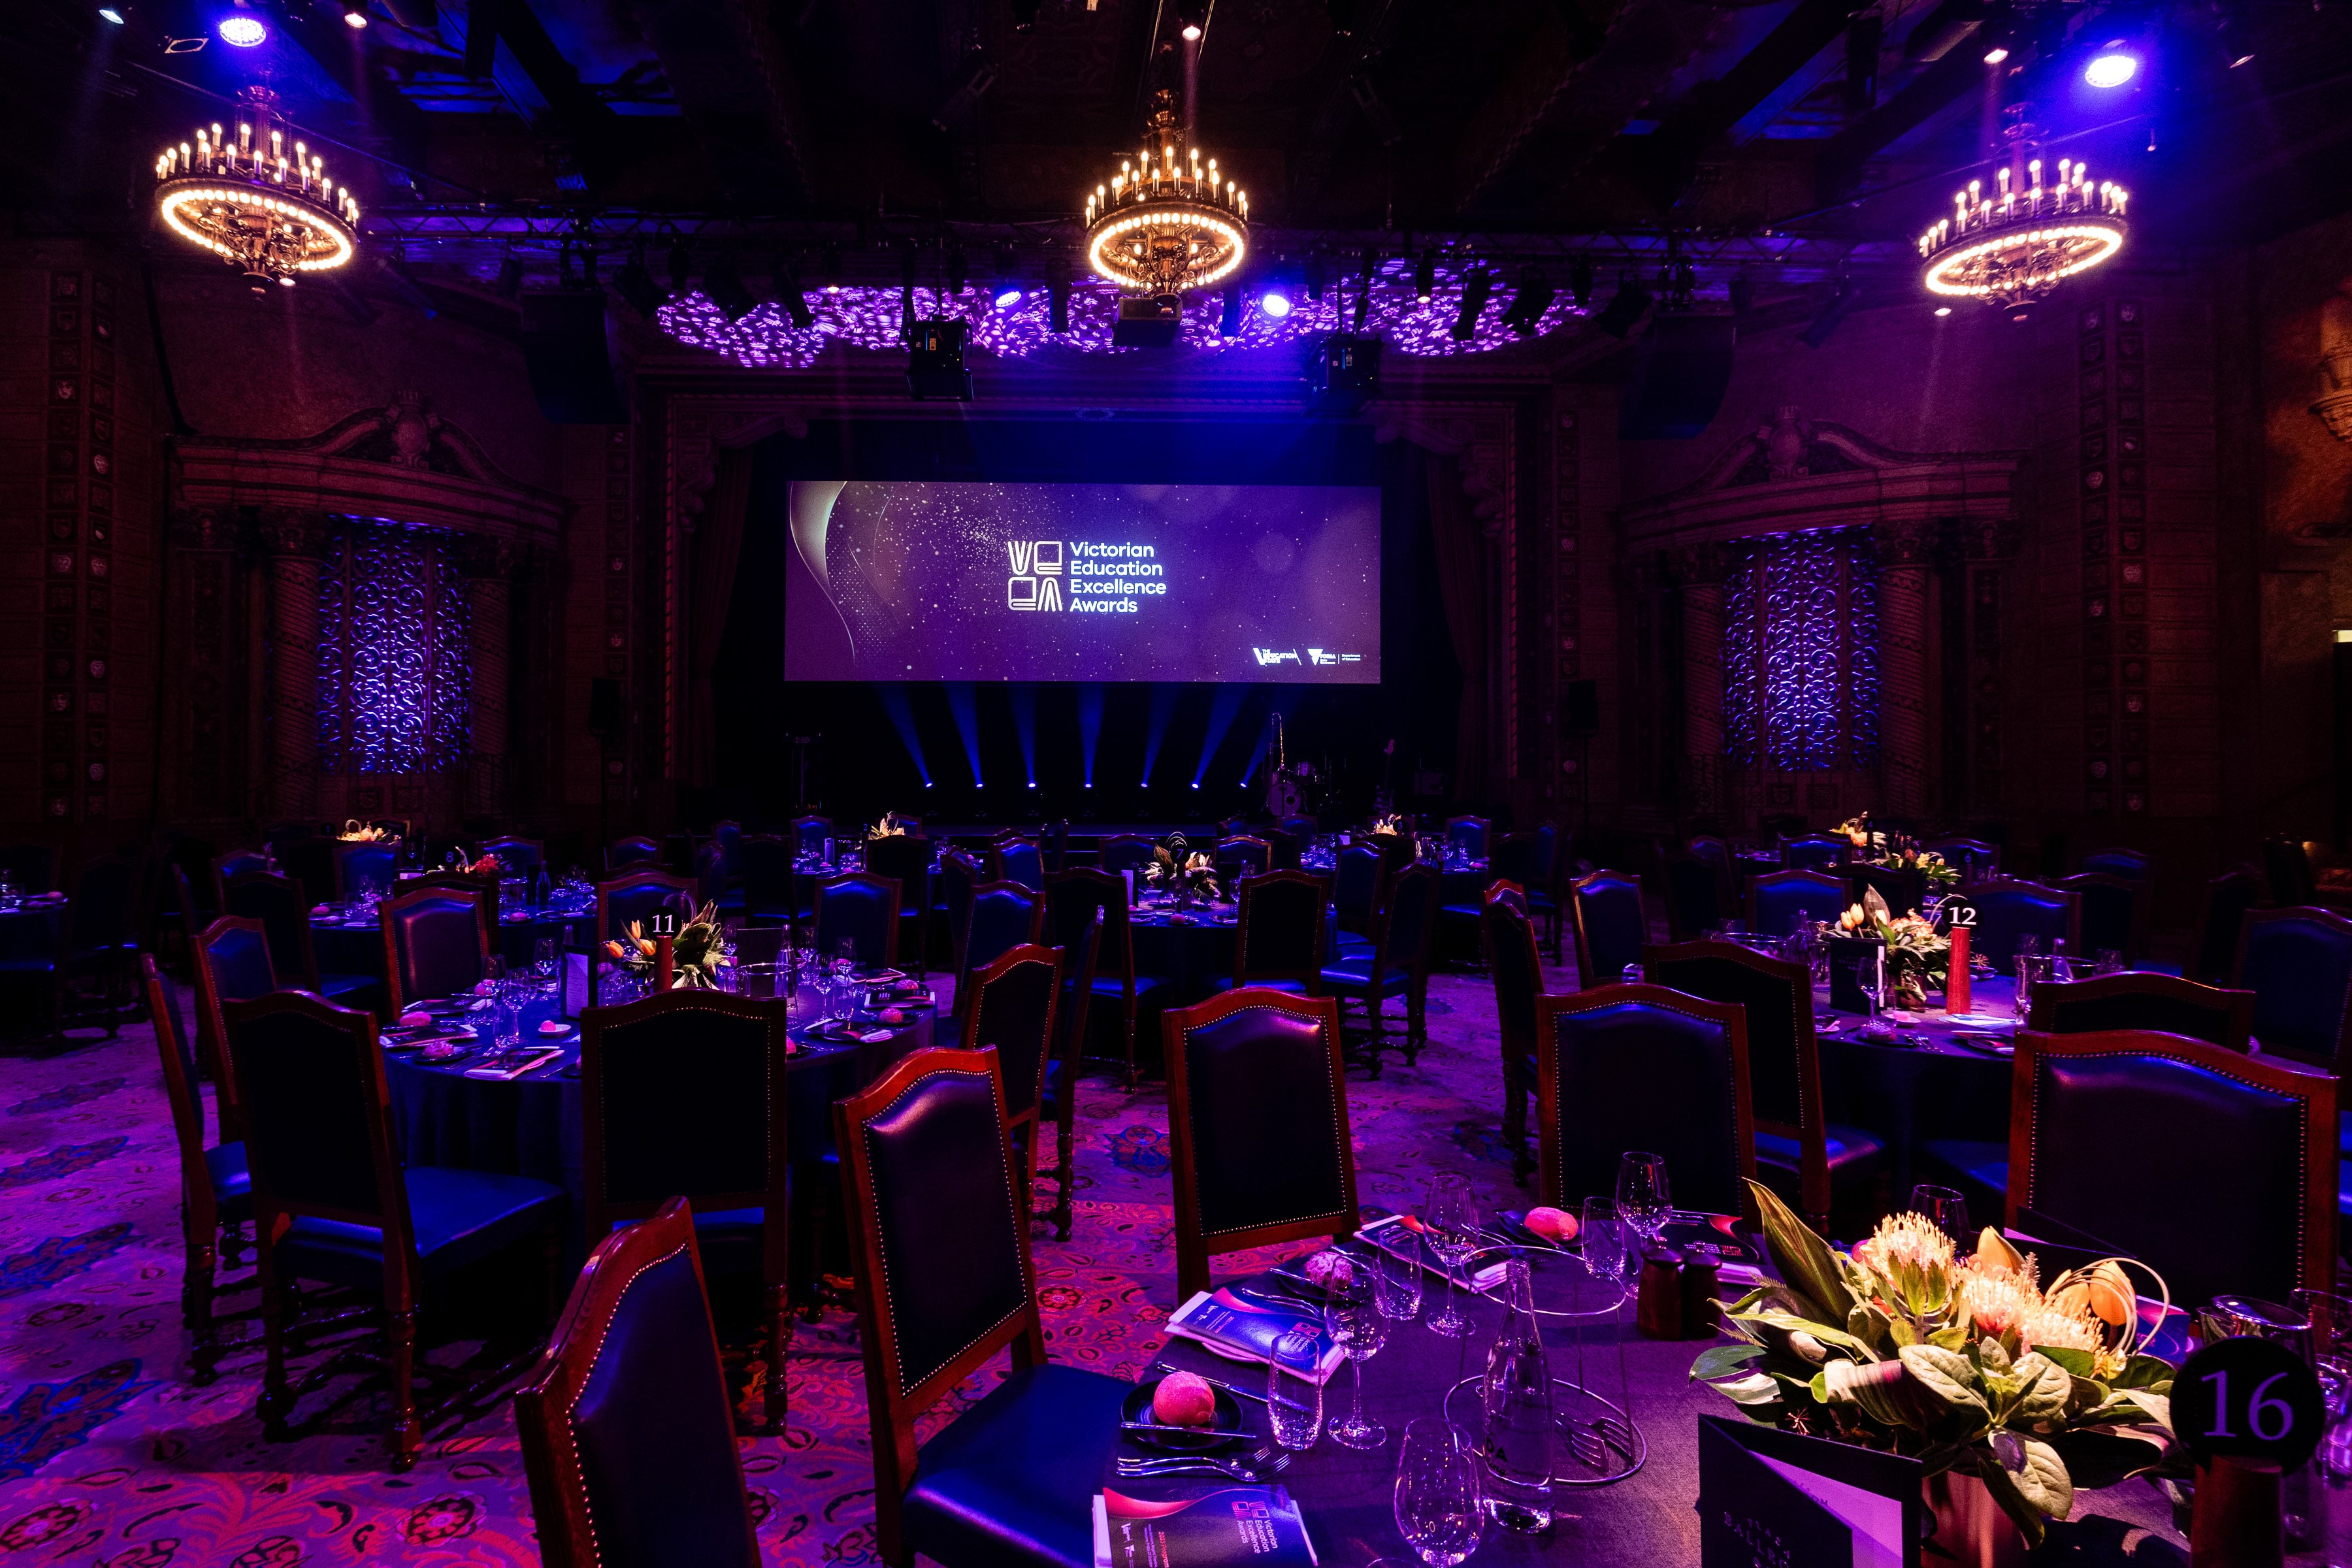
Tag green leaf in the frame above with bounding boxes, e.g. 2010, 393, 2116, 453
2011, 1352, 2073, 1425
1900, 1345, 1990, 1413
1744, 1178, 1850, 1328
2037, 1345, 2097, 1377
2109, 1354, 2175, 1392
2008, 1437, 2074, 1521
1927, 1322, 1971, 1351
1968, 1450, 2055, 1546
1977, 1337, 2013, 1376
1690, 1343, 1766, 1381
1710, 1370, 1785, 1407
1848, 1300, 1889, 1351
1888, 1315, 1920, 1349
1749, 1311, 1882, 1360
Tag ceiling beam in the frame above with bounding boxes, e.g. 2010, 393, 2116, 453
632, 0, 811, 206
284, 7, 435, 172
1812, 45, 1982, 203
1636, 0, 1856, 210
480, 0, 625, 184
1282, 0, 1418, 218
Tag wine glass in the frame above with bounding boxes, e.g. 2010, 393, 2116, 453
534, 936, 559, 985
1323, 1254, 1388, 1450
1376, 1232, 1424, 1322
1266, 1326, 1324, 1450
1615, 1151, 1671, 1250
1910, 1184, 1971, 1244
1580, 1196, 1630, 1293
1421, 1175, 1478, 1339
1393, 1418, 1484, 1568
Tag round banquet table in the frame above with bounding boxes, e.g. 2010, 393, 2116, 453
1124, 902, 1347, 1005
380, 975, 935, 1253
1134, 1216, 2180, 1565
310, 899, 597, 981
1815, 975, 2023, 1196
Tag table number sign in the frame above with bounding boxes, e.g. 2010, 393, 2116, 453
2174, 1336, 2326, 1568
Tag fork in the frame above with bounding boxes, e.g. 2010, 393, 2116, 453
1116, 1446, 1293, 1483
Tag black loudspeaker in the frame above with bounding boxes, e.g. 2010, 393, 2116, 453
520, 291, 629, 423
1619, 313, 1737, 440
587, 678, 625, 741
1562, 679, 1600, 737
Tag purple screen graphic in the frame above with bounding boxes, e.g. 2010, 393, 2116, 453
783, 480, 1380, 683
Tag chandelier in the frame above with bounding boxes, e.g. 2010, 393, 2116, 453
154, 84, 359, 295
1082, 89, 1248, 299
1918, 111, 2126, 315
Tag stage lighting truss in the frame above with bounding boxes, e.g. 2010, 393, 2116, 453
154, 85, 359, 294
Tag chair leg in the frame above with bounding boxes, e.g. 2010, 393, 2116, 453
219, 1217, 246, 1271
386, 1307, 420, 1471
1122, 1000, 1138, 1090
764, 1281, 792, 1432
257, 1260, 293, 1439
540, 1230, 564, 1326
183, 1231, 220, 1386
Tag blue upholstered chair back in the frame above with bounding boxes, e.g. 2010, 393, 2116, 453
1446, 817, 1490, 858
1780, 834, 1846, 874
789, 817, 830, 858
225, 870, 314, 988
1571, 872, 1646, 985
1663, 856, 1725, 941
1541, 987, 1748, 1216
483, 836, 544, 873
600, 874, 695, 943
992, 838, 1045, 892
1970, 879, 2079, 970
1236, 872, 1326, 979
1750, 870, 1842, 938
1644, 947, 1808, 1131
385, 890, 485, 1005
1099, 836, 1154, 880
2080, 847, 2149, 881
813, 874, 898, 968
1382, 863, 1439, 966
223, 996, 385, 1220
1331, 843, 1384, 930
964, 883, 1041, 977
335, 841, 399, 902
964, 947, 1061, 1124
608, 836, 661, 872
2237, 909, 2352, 1068
587, 998, 783, 1209
203, 920, 280, 1004
276, 836, 336, 906
1173, 1000, 1350, 1242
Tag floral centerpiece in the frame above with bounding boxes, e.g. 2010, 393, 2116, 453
603, 900, 732, 990
1840, 812, 1961, 892
868, 811, 911, 841
1833, 888, 1990, 1007
1693, 1182, 2177, 1549
338, 819, 389, 842
1145, 836, 1220, 913
466, 853, 502, 877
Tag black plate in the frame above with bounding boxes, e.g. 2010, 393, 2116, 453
1120, 1380, 1245, 1452
1952, 1031, 2015, 1056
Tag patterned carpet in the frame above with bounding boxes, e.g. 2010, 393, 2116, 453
0, 957, 1571, 1565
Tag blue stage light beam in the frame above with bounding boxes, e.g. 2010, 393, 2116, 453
1010, 683, 1039, 790
945, 682, 984, 787
874, 683, 932, 788
1077, 684, 1105, 790
1190, 685, 1248, 791
1237, 704, 1282, 787
1141, 684, 1178, 786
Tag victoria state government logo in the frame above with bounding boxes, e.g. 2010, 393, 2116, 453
1006, 540, 1064, 612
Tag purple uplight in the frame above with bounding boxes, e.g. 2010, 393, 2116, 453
653, 257, 1585, 368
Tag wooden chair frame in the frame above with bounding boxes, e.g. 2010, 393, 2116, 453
147, 954, 238, 1384
834, 1047, 1049, 1567
378, 884, 491, 1015
1331, 860, 1439, 1070
1162, 988, 1358, 1302
1047, 866, 1151, 1088
1568, 869, 1648, 990
1482, 887, 1549, 1187
1231, 868, 1330, 992
2187, 869, 2267, 985
2232, 904, 2352, 1072
2027, 972, 2256, 1053
191, 914, 278, 1142
959, 943, 1066, 1223
579, 988, 794, 1430
223, 868, 329, 993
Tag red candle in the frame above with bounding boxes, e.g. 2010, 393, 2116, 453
1945, 924, 1971, 1016
656, 932, 676, 990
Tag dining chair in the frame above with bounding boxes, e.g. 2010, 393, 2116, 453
275, 836, 338, 907
515, 1198, 762, 1568
223, 869, 376, 1008
168, 862, 215, 977
1331, 841, 1388, 943
1445, 815, 1490, 859
954, 881, 1044, 1032
210, 849, 272, 921
1643, 941, 1880, 1232
148, 954, 249, 1386
736, 833, 796, 924
834, 1046, 1128, 1567
1039, 916, 1099, 1243
2078, 846, 2150, 883
1320, 860, 1439, 1070
988, 833, 1045, 892
2234, 906, 2352, 1072
606, 835, 662, 873
814, 872, 903, 970
1163, 989, 1358, 1302
1097, 834, 1154, 883
593, 870, 697, 1002
2001, 1030, 2336, 1308
1662, 853, 1730, 943
333, 840, 399, 902
192, 915, 280, 1143
710, 819, 745, 881
788, 816, 832, 860
1213, 835, 1272, 884
2187, 869, 2267, 984
221, 989, 566, 1469
482, 835, 544, 874
39, 852, 147, 1039
1043, 819, 1071, 876
960, 943, 1065, 1225
2263, 836, 2322, 907
379, 885, 491, 1014
1045, 866, 1158, 1088
1746, 869, 1844, 939
1779, 834, 1848, 874
1532, 984, 1758, 1220
579, 989, 794, 1431
862, 835, 935, 973
1569, 870, 1648, 989
1923, 837, 2001, 879
1484, 889, 1548, 1187
2055, 872, 2148, 963
1497, 831, 1563, 959
1845, 860, 1925, 920
1222, 868, 1329, 994
1968, 877, 2083, 971
2028, 972, 2255, 1052
1687, 834, 1737, 894
937, 849, 983, 979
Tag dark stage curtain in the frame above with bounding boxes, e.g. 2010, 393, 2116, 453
685, 446, 755, 788
1423, 451, 1489, 804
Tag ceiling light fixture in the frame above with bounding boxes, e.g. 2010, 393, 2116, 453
98, 4, 126, 22
216, 9, 267, 46
342, 3, 368, 26
2083, 46, 2138, 87
1259, 284, 1292, 318
1918, 107, 2128, 314
1450, 267, 1492, 340
154, 85, 358, 293
1982, 43, 2008, 63
1082, 87, 1249, 302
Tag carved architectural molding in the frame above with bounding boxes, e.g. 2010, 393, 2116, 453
170, 391, 568, 545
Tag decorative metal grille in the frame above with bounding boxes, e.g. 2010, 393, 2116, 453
316, 518, 470, 776
1723, 526, 1880, 772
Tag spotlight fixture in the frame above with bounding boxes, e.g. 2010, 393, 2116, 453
774, 253, 814, 328
1259, 277, 1293, 318
1450, 267, 1492, 340
820, 243, 842, 293
992, 244, 1023, 308
1982, 42, 2009, 62
163, 33, 206, 50
615, 248, 663, 318
1501, 265, 1552, 333
907, 318, 974, 399
2083, 44, 2138, 87
1413, 250, 1435, 304
1935, 305, 1953, 316
98, 4, 127, 21
1176, 0, 1207, 39
666, 238, 691, 294
342, 3, 368, 26
1569, 253, 1595, 311
1594, 276, 1652, 338
216, 8, 267, 46
702, 251, 756, 322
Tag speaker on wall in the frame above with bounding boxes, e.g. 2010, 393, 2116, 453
1619, 313, 1737, 440
521, 291, 629, 424
1562, 679, 1599, 737
587, 678, 625, 741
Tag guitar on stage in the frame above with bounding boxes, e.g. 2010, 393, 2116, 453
1264, 713, 1305, 818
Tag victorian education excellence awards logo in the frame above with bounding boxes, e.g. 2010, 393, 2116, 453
1007, 540, 1167, 614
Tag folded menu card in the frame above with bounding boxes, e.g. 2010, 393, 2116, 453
1166, 1290, 1345, 1384
1697, 1416, 1921, 1568
1094, 1486, 1316, 1568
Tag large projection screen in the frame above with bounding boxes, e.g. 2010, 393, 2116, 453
782, 480, 1380, 683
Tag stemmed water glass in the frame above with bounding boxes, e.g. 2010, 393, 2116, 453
1323, 1252, 1388, 1450
1421, 1175, 1478, 1339
1615, 1151, 1671, 1252
1394, 1418, 1485, 1568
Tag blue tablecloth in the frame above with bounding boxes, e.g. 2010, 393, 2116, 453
1816, 975, 2020, 1194
310, 900, 596, 981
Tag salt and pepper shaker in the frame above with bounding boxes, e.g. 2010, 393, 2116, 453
1636, 1243, 1685, 1339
